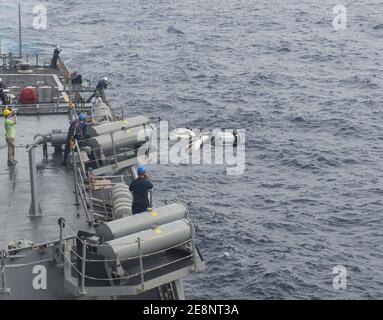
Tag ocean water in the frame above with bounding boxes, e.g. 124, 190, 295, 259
1, 0, 383, 299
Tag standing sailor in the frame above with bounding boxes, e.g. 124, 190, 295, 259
3, 108, 17, 165
129, 166, 154, 214
96, 77, 109, 92
87, 77, 109, 103
71, 71, 83, 103
0, 78, 6, 105
62, 113, 87, 166
52, 45, 62, 69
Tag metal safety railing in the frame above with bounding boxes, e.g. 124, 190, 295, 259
73, 162, 134, 224
2, 88, 96, 112
69, 101, 124, 125
59, 220, 198, 295
1, 53, 57, 69
0, 236, 76, 295
5, 87, 64, 107
89, 175, 126, 218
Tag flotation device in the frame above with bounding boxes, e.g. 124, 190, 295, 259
19, 86, 38, 104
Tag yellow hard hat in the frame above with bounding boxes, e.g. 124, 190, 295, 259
2, 109, 12, 117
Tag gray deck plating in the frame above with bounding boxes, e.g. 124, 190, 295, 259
0, 114, 92, 250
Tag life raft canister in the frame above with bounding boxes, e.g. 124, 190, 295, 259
19, 86, 38, 105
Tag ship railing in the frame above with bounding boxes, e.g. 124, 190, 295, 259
73, 151, 135, 224
7, 102, 66, 110
31, 53, 55, 69
71, 105, 126, 123
23, 53, 53, 68
69, 98, 122, 123
0, 54, 8, 69
4, 85, 63, 104
60, 220, 200, 296
3, 87, 94, 109
73, 138, 116, 223
0, 88, 81, 116
73, 139, 93, 223
73, 152, 135, 221
65, 88, 97, 110
71, 142, 109, 224
74, 165, 93, 223
0, 53, 57, 69
88, 174, 130, 221
14, 54, 68, 73
0, 236, 76, 296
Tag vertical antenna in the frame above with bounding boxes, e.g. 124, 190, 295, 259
18, 3, 22, 58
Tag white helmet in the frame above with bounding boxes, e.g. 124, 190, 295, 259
103, 77, 108, 82
0, 78, 2, 82
56, 45, 61, 49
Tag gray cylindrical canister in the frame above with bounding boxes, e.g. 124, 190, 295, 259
86, 116, 150, 137
96, 201, 189, 241
112, 190, 132, 202
112, 183, 130, 192
114, 205, 132, 219
84, 124, 154, 158
97, 219, 192, 261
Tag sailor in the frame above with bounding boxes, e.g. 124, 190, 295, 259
3, 108, 18, 166
52, 45, 62, 69
129, 166, 154, 215
87, 77, 109, 103
0, 78, 6, 105
62, 113, 87, 166
96, 77, 109, 92
70, 71, 83, 103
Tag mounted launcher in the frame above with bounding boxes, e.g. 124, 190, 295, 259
62, 201, 204, 296
78, 116, 155, 175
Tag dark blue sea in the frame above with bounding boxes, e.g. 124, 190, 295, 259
1, 0, 383, 299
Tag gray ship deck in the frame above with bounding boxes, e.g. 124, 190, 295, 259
0, 114, 92, 250
0, 71, 68, 101
1, 55, 73, 115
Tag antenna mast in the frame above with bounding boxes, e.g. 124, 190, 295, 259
18, 3, 22, 58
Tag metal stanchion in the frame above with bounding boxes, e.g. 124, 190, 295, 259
72, 148, 80, 206
138, 237, 145, 291
80, 240, 87, 295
